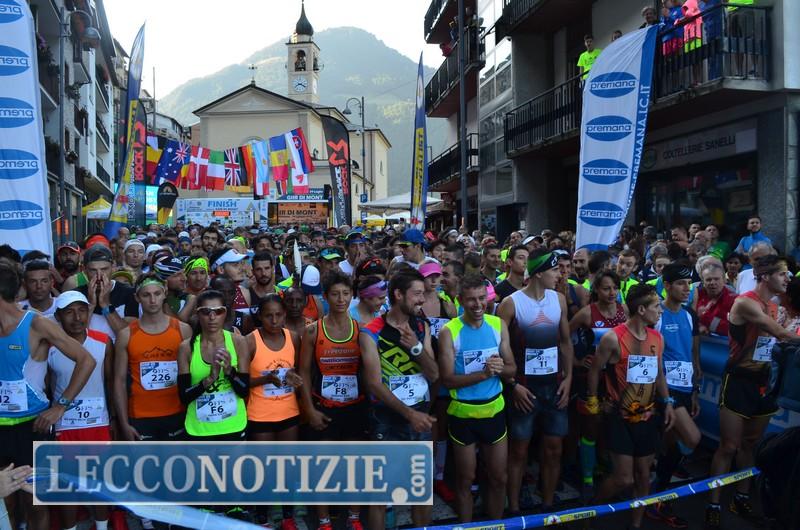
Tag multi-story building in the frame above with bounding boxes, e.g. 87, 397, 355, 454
139, 90, 191, 143
494, 0, 800, 249
29, 0, 119, 244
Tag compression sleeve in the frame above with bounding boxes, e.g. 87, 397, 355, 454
178, 373, 207, 405
228, 371, 250, 398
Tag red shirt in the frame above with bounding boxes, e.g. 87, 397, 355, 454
696, 286, 736, 336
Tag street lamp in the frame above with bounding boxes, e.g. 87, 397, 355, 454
342, 97, 370, 199
57, 6, 101, 244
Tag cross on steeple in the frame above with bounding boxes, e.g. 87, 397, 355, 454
248, 64, 258, 84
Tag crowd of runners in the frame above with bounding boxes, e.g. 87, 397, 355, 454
0, 215, 796, 530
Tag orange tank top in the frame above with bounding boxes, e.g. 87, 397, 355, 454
313, 317, 363, 408
127, 318, 184, 419
303, 295, 320, 321
248, 329, 300, 422
604, 323, 663, 421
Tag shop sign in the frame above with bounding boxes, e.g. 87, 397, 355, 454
277, 202, 328, 224
641, 119, 757, 172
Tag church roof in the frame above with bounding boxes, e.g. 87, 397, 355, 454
295, 1, 314, 37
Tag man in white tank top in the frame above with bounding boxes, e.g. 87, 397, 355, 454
49, 290, 113, 530
497, 249, 574, 515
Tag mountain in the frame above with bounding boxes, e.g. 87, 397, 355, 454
158, 27, 444, 196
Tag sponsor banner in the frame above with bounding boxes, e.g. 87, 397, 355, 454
641, 119, 757, 172
33, 441, 433, 505
277, 202, 328, 225
272, 187, 326, 203
129, 101, 147, 227
119, 24, 144, 177
409, 53, 428, 229
175, 198, 267, 228
321, 115, 351, 227
575, 26, 658, 251
156, 181, 178, 225
0, 0, 52, 254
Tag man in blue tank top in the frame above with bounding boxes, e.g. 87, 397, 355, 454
438, 274, 516, 522
0, 258, 95, 530
649, 262, 702, 528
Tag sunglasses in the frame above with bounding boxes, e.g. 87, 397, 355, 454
360, 257, 383, 270
197, 306, 226, 316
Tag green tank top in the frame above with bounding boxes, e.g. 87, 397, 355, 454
184, 330, 247, 437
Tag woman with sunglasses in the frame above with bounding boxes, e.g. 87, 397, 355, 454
177, 290, 250, 441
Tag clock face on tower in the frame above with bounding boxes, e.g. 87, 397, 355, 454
293, 76, 308, 93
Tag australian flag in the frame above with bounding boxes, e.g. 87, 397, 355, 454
156, 140, 190, 184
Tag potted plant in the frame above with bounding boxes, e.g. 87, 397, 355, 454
46, 62, 59, 77
65, 150, 78, 164
36, 33, 53, 63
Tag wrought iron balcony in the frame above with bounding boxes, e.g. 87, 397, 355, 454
428, 133, 479, 192
505, 4, 770, 158
96, 162, 112, 188
498, 0, 592, 39
95, 117, 110, 152
424, 0, 477, 44
425, 25, 485, 118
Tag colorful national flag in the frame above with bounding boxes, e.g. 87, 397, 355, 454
206, 150, 225, 191
184, 145, 209, 190
285, 131, 309, 194
289, 128, 314, 174
146, 134, 163, 184
252, 140, 271, 197
268, 135, 290, 185
224, 148, 249, 192
156, 140, 190, 184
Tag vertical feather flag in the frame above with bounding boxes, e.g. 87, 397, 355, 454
145, 134, 163, 184
206, 150, 225, 191
252, 140, 272, 198
268, 135, 290, 194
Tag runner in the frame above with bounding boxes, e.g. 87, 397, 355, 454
317, 247, 343, 277
114, 275, 191, 443
201, 227, 222, 255
705, 255, 800, 529
394, 229, 427, 269
587, 283, 676, 530
569, 248, 591, 291
249, 252, 280, 315
351, 276, 387, 326
340, 232, 368, 277
153, 256, 187, 316
299, 271, 366, 530
616, 249, 641, 303
210, 249, 253, 334
568, 270, 627, 499
76, 245, 139, 338
480, 244, 502, 284
498, 249, 574, 515
284, 286, 312, 340
556, 250, 587, 319
494, 245, 528, 304
360, 270, 439, 529
122, 239, 145, 280
440, 260, 464, 316
19, 258, 56, 317
648, 263, 703, 528
0, 258, 95, 530
55, 241, 82, 289
49, 291, 113, 530
438, 274, 516, 522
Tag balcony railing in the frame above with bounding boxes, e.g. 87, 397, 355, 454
428, 133, 479, 190
96, 162, 112, 188
95, 78, 110, 114
502, 0, 544, 31
95, 117, 110, 150
425, 25, 485, 116
505, 4, 769, 157
72, 38, 89, 84
424, 0, 449, 42
38, 62, 60, 105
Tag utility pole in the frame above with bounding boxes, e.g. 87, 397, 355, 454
457, 0, 468, 231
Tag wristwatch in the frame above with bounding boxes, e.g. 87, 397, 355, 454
56, 397, 74, 409
410, 342, 423, 357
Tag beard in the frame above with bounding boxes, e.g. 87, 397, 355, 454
61, 260, 78, 273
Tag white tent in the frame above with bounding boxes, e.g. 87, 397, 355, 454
359, 192, 441, 213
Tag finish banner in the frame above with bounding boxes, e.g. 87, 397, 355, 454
0, 0, 53, 255
321, 115, 351, 227
409, 53, 428, 229
575, 26, 658, 251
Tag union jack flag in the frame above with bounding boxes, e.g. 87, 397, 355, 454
173, 143, 190, 164
224, 148, 249, 192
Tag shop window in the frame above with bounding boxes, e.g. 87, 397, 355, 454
496, 65, 511, 95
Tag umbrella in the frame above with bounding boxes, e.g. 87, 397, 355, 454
359, 192, 441, 214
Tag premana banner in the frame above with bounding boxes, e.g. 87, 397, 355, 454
0, 0, 53, 255
575, 26, 658, 251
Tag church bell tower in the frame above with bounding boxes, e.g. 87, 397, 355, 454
287, 0, 320, 104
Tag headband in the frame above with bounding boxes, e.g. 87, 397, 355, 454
136, 277, 165, 292
662, 265, 693, 283
527, 252, 558, 275
184, 257, 209, 274
359, 281, 388, 299
154, 257, 183, 280
111, 270, 135, 284
753, 260, 784, 279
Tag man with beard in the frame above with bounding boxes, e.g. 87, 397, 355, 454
19, 259, 56, 317
56, 241, 82, 289
569, 248, 591, 290
201, 227, 222, 255
249, 252, 279, 316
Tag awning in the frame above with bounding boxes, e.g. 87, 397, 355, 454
359, 192, 441, 213
82, 197, 111, 220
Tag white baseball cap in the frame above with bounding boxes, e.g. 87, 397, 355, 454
212, 249, 247, 270
55, 291, 89, 310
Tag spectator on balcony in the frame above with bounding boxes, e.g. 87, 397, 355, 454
701, 0, 723, 79
577, 34, 602, 80
661, 1, 684, 57
640, 5, 659, 27
682, 0, 705, 85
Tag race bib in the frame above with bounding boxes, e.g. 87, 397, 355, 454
626, 355, 658, 384
753, 336, 776, 362
60, 397, 105, 428
0, 380, 28, 413
196, 390, 237, 423
524, 347, 558, 376
664, 361, 693, 389
428, 318, 449, 339
262, 368, 294, 397
321, 375, 359, 403
389, 374, 429, 406
463, 347, 499, 375
139, 361, 177, 391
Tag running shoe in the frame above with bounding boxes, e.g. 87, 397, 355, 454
434, 479, 456, 503
645, 502, 688, 529
346, 518, 365, 530
703, 505, 721, 530
729, 494, 763, 524
281, 518, 299, 530
672, 457, 692, 481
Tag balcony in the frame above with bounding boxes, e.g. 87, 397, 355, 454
424, 0, 476, 44
38, 62, 60, 111
505, 4, 770, 158
96, 117, 110, 153
95, 78, 110, 114
428, 133, 479, 192
96, 162, 112, 188
425, 25, 485, 118
73, 104, 88, 137
498, 0, 592, 39
72, 38, 89, 84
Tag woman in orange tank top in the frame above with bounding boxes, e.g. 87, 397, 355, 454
246, 294, 303, 441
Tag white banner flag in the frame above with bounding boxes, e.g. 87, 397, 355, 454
575, 26, 658, 251
0, 0, 53, 255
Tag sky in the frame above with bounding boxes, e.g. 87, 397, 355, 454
105, 0, 442, 97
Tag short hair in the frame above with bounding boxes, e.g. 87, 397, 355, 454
23, 259, 50, 275
671, 225, 687, 234
444, 245, 465, 262
698, 257, 724, 279
588, 250, 612, 274
0, 244, 21, 263
464, 252, 482, 270
322, 270, 352, 295
626, 283, 659, 315
459, 274, 487, 296
444, 260, 465, 277
619, 248, 640, 262
649, 244, 669, 259
584, 33, 594, 40
201, 227, 220, 239
482, 243, 500, 254
507, 245, 528, 261
0, 258, 21, 302
747, 214, 762, 222
388, 270, 424, 305
252, 252, 274, 265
